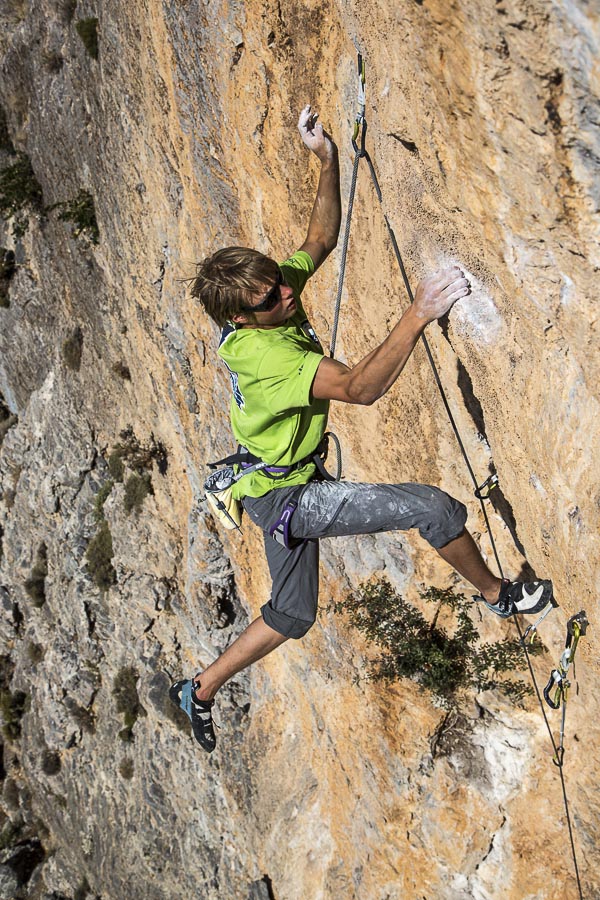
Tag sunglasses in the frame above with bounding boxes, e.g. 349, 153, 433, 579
240, 269, 286, 313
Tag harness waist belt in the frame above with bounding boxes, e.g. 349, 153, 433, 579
208, 433, 340, 483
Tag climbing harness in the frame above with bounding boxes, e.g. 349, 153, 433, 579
334, 51, 585, 898
544, 610, 588, 764
269, 499, 302, 549
205, 432, 342, 537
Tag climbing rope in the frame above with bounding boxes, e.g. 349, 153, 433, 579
333, 52, 587, 899
330, 54, 365, 358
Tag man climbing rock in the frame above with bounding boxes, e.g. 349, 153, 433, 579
171, 104, 554, 752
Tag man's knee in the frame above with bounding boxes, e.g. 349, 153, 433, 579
261, 602, 316, 639
419, 486, 468, 549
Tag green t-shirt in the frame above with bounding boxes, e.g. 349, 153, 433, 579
218, 250, 329, 499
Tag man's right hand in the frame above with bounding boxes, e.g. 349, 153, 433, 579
412, 267, 470, 323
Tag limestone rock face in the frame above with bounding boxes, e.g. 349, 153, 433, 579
0, 1, 598, 898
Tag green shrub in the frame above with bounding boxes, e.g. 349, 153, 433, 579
0, 248, 15, 308
50, 189, 99, 244
118, 758, 134, 779
25, 543, 48, 607
93, 479, 114, 524
67, 700, 96, 734
26, 641, 45, 663
0, 152, 43, 236
112, 667, 146, 741
43, 51, 64, 73
333, 579, 541, 705
85, 519, 116, 591
75, 17, 99, 59
108, 450, 125, 482
0, 397, 17, 446
111, 426, 168, 477
0, 821, 22, 851
0, 106, 15, 154
108, 427, 168, 512
62, 325, 83, 371
41, 748, 61, 775
112, 361, 131, 380
123, 472, 153, 516
0, 248, 15, 275
0, 687, 29, 740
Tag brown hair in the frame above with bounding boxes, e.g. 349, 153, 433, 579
188, 247, 278, 327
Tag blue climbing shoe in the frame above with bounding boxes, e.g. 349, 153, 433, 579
169, 677, 216, 753
477, 578, 555, 618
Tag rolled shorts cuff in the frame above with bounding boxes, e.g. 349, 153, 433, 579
261, 602, 315, 640
426, 497, 468, 549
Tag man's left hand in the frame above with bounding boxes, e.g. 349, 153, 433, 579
298, 105, 337, 162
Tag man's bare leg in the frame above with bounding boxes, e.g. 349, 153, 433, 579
193, 529, 500, 702
436, 528, 502, 603
194, 617, 288, 701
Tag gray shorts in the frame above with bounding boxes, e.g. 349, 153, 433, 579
242, 481, 467, 640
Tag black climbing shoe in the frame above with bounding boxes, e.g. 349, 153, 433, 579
476, 579, 555, 618
169, 677, 216, 753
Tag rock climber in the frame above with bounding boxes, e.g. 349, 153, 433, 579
170, 104, 554, 751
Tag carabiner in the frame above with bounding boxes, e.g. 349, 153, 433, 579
352, 53, 367, 156
474, 473, 499, 500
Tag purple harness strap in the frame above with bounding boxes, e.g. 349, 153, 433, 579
268, 499, 305, 549
241, 461, 291, 476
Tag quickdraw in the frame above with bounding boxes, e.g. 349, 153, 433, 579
351, 53, 366, 154
204, 434, 342, 537
474, 473, 499, 500
543, 610, 588, 766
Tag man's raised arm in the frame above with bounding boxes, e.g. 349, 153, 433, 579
312, 267, 471, 405
297, 105, 341, 271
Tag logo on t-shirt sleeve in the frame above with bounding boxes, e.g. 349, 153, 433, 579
222, 360, 245, 410
299, 318, 322, 349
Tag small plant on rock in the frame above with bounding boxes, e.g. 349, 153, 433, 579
49, 189, 99, 244
107, 450, 125, 482
108, 426, 168, 514
85, 519, 116, 591
61, 0, 78, 23
0, 248, 15, 308
62, 325, 84, 371
41, 748, 62, 776
112, 667, 146, 742
333, 579, 542, 705
0, 686, 29, 740
124, 472, 153, 516
0, 105, 15, 154
25, 543, 48, 607
26, 641, 45, 664
0, 152, 43, 236
112, 361, 131, 380
0, 393, 18, 446
111, 425, 168, 477
66, 699, 96, 734
75, 17, 99, 59
118, 758, 134, 780
93, 479, 114, 523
